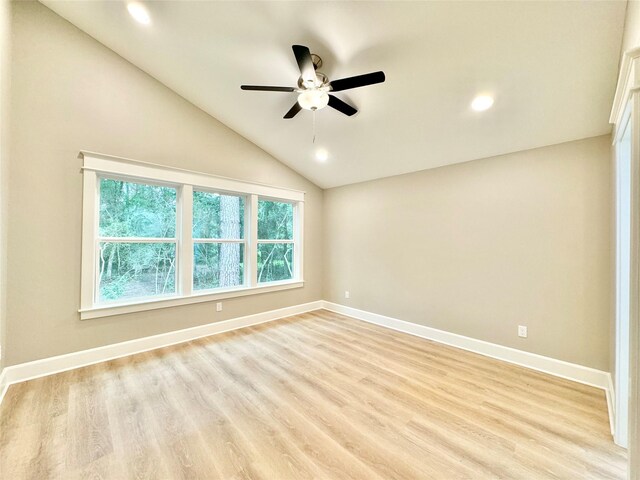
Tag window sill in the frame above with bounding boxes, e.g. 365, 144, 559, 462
79, 280, 304, 320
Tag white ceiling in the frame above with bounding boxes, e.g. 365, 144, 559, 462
42, 1, 626, 188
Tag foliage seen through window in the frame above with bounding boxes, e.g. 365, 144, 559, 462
258, 200, 294, 283
98, 179, 177, 302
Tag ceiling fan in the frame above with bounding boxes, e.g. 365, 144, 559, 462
241, 45, 385, 119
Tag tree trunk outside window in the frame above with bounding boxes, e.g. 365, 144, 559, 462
219, 195, 240, 286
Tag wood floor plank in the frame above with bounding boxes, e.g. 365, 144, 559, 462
0, 310, 627, 479
289, 316, 613, 448
292, 316, 624, 478
245, 316, 620, 478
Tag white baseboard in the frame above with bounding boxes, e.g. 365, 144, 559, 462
322, 301, 615, 431
0, 300, 323, 405
0, 368, 7, 407
0, 298, 617, 437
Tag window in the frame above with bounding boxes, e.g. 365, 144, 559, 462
193, 191, 245, 291
98, 178, 177, 302
80, 152, 304, 319
257, 200, 295, 283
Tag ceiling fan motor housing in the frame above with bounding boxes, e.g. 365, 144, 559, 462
311, 53, 323, 70
297, 71, 329, 90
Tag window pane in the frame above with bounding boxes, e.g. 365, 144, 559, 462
258, 200, 293, 240
99, 179, 176, 238
194, 242, 244, 291
257, 243, 294, 283
98, 242, 176, 302
193, 191, 245, 239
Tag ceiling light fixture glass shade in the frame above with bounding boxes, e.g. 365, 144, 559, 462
298, 90, 329, 111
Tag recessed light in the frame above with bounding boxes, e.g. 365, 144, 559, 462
315, 148, 329, 162
127, 2, 151, 25
471, 95, 494, 112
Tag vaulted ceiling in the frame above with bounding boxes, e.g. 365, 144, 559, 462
42, 1, 626, 188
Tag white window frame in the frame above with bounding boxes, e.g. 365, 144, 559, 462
79, 151, 305, 320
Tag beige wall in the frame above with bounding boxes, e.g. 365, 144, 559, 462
323, 136, 612, 371
5, 1, 323, 366
0, 0, 10, 369
6, 1, 615, 374
622, 1, 640, 55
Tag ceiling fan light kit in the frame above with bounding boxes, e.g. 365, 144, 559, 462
241, 44, 386, 119
297, 90, 329, 111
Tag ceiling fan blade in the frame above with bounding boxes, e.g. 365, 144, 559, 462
283, 102, 302, 119
292, 45, 317, 85
329, 71, 386, 92
328, 95, 357, 116
241, 85, 296, 92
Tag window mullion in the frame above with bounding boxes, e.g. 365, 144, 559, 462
192, 238, 245, 243
295, 201, 304, 281
94, 241, 100, 306
256, 239, 293, 244
249, 194, 258, 288
97, 237, 177, 243
180, 185, 194, 297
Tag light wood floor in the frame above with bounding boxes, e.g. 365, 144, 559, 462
0, 310, 626, 479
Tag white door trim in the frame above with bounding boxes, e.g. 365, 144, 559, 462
611, 45, 640, 480
615, 108, 633, 448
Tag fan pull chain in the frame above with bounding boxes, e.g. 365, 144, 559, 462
312, 110, 316, 144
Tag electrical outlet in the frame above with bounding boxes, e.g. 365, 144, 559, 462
216, 302, 223, 312
345, 291, 350, 299
518, 325, 527, 338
